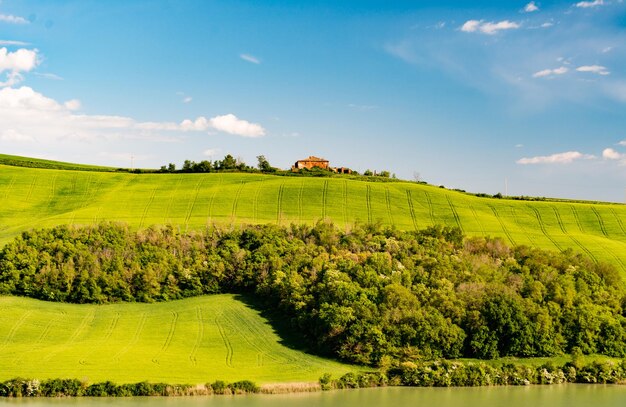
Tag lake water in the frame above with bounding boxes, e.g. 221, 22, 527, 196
1, 385, 625, 407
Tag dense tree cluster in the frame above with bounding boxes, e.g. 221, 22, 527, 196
159, 155, 277, 174
0, 222, 624, 365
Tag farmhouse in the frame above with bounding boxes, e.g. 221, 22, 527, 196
292, 155, 353, 174
292, 156, 330, 170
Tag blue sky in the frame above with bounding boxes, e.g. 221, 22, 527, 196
1, 0, 626, 202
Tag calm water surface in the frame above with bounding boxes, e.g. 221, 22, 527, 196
1, 386, 625, 407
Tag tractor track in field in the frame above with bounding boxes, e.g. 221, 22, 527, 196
138, 186, 158, 228
298, 180, 305, 224
0, 310, 32, 351
253, 179, 267, 223
276, 182, 285, 225
591, 207, 609, 237
552, 207, 568, 234
322, 180, 329, 220
43, 309, 96, 362
488, 205, 516, 246
207, 175, 223, 221
184, 178, 205, 228
48, 174, 57, 200
189, 307, 204, 367
164, 177, 184, 223
571, 206, 585, 233
24, 176, 37, 203
215, 315, 234, 368
229, 180, 245, 223
102, 312, 121, 343
510, 207, 535, 243
223, 307, 300, 365
112, 313, 147, 363
610, 208, 626, 236
569, 235, 599, 264
366, 185, 373, 224
424, 191, 437, 226
152, 311, 179, 364
2, 175, 16, 200
469, 204, 487, 236
530, 206, 563, 251
446, 195, 464, 233
44, 174, 58, 216
385, 186, 394, 226
405, 190, 418, 231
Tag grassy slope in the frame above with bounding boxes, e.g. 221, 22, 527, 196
1, 164, 625, 275
0, 295, 354, 384
0, 154, 118, 172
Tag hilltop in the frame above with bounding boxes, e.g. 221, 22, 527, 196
0, 157, 625, 275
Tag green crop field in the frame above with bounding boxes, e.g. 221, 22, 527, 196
0, 295, 354, 384
1, 162, 625, 275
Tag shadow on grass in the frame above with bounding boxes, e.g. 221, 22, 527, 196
232, 293, 333, 358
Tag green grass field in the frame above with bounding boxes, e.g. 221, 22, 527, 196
1, 163, 625, 275
0, 295, 354, 384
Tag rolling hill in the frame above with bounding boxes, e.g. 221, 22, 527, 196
0, 294, 354, 384
1, 161, 625, 275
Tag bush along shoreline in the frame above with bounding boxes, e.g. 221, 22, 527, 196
2, 358, 626, 398
0, 379, 260, 397
322, 359, 626, 389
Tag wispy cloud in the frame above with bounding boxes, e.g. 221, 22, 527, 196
575, 0, 605, 8
240, 53, 261, 64
533, 66, 569, 78
182, 96, 192, 103
35, 72, 63, 81
517, 151, 595, 164
348, 103, 378, 111
524, 2, 540, 12
0, 14, 28, 24
0, 40, 30, 46
460, 20, 521, 35
576, 65, 610, 75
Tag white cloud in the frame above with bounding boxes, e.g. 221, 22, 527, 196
0, 48, 38, 73
576, 65, 610, 75
0, 86, 267, 147
541, 22, 554, 28
516, 151, 595, 164
180, 117, 209, 131
602, 46, 613, 53
602, 148, 623, 160
0, 14, 28, 24
461, 20, 521, 35
240, 54, 260, 64
0, 128, 34, 143
203, 148, 221, 157
0, 40, 29, 46
575, 0, 605, 7
524, 2, 539, 12
63, 99, 81, 111
209, 114, 266, 137
533, 66, 569, 78
182, 96, 192, 103
0, 48, 39, 87
515, 144, 524, 148
460, 20, 481, 32
619, 140, 626, 146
